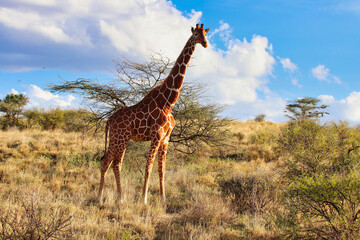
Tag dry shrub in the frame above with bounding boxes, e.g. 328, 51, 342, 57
218, 174, 277, 214
180, 192, 235, 227
0, 192, 73, 240
156, 188, 236, 239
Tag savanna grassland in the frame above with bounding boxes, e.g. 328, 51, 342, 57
1, 120, 360, 239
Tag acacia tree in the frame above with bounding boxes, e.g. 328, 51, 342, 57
49, 53, 230, 153
0, 93, 29, 127
285, 97, 328, 122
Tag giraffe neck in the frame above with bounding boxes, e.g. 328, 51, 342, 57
159, 38, 196, 110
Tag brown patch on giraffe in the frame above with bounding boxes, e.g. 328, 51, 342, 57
163, 87, 171, 97
171, 64, 179, 76
177, 55, 184, 63
140, 119, 147, 127
188, 48, 194, 55
156, 94, 167, 108
151, 109, 161, 119
184, 54, 191, 64
149, 100, 156, 111
165, 77, 174, 88
180, 64, 186, 73
115, 116, 123, 124
136, 111, 144, 119
151, 89, 160, 98
168, 90, 179, 103
141, 97, 151, 105
134, 118, 140, 128
173, 76, 184, 89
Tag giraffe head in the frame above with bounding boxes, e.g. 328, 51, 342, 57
191, 24, 210, 48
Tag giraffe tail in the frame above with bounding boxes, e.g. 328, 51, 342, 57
103, 120, 110, 159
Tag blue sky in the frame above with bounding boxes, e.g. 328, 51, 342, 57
1, 0, 360, 122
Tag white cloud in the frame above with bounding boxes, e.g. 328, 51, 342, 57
190, 35, 275, 105
332, 76, 342, 84
278, 57, 301, 88
223, 88, 287, 122
311, 64, 341, 84
208, 20, 232, 43
318, 94, 335, 104
319, 92, 360, 123
312, 65, 329, 81
10, 88, 19, 94
98, 4, 201, 60
291, 78, 302, 88
280, 57, 298, 72
0, 0, 201, 71
0, 7, 77, 44
341, 92, 360, 122
25, 84, 76, 109
15, 0, 56, 7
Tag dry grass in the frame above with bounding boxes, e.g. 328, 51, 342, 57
0, 122, 283, 239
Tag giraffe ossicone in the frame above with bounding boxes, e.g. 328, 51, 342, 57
98, 24, 210, 205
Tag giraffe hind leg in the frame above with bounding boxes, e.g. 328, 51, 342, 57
112, 147, 127, 205
98, 150, 114, 204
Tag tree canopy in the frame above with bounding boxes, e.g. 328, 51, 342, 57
0, 93, 29, 127
285, 97, 328, 122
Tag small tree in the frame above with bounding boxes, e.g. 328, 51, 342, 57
49, 54, 229, 153
285, 97, 328, 122
0, 93, 29, 127
254, 114, 266, 122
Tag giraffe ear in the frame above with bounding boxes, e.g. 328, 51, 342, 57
205, 28, 210, 34
191, 27, 195, 33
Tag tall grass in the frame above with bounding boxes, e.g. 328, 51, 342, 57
0, 123, 283, 239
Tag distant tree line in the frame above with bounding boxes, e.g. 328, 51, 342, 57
0, 102, 95, 132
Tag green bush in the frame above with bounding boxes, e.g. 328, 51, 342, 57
24, 108, 64, 130
278, 120, 360, 178
283, 172, 360, 239
24, 108, 95, 132
277, 120, 360, 239
249, 130, 277, 146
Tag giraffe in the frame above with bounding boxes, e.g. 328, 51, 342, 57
98, 24, 210, 205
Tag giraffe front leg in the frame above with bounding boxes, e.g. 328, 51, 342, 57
158, 142, 168, 204
158, 131, 171, 204
143, 135, 162, 204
